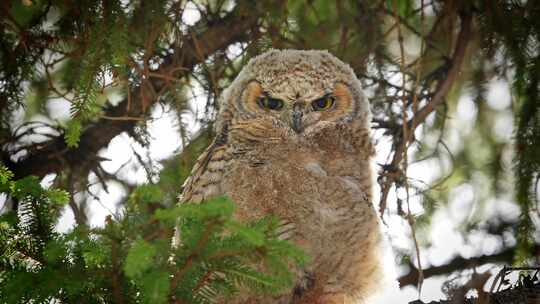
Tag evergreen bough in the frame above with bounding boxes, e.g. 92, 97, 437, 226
0, 166, 307, 303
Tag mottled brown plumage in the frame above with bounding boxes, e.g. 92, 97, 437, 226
179, 50, 383, 303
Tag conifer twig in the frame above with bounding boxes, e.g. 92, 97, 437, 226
170, 221, 217, 294
107, 216, 124, 304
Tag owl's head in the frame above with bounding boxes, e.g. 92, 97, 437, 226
217, 49, 370, 138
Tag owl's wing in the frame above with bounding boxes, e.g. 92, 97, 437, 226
179, 130, 229, 204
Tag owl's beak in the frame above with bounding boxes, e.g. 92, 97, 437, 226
291, 103, 304, 133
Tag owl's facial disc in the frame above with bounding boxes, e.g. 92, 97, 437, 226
242, 81, 354, 134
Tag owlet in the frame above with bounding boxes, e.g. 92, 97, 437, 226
179, 49, 383, 304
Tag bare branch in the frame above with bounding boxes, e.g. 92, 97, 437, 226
398, 243, 540, 288
378, 11, 473, 215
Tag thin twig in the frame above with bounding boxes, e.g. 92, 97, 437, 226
170, 221, 217, 294
393, 1, 425, 295
378, 11, 472, 215
100, 115, 145, 121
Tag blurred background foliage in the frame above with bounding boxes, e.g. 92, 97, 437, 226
0, 0, 539, 303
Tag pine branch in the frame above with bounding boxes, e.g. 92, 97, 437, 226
109, 215, 125, 304
3, 1, 262, 182
170, 220, 217, 293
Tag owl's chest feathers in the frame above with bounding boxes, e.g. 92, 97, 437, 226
222, 145, 377, 272
223, 140, 372, 219
222, 123, 375, 234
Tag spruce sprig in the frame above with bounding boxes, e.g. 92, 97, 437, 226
0, 170, 307, 304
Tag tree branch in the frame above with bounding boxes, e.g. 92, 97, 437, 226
4, 1, 262, 181
398, 243, 540, 288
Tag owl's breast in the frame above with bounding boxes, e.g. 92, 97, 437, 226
222, 140, 376, 257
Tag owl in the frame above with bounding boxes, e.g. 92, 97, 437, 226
179, 49, 383, 304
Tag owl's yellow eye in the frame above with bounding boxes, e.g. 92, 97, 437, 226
257, 96, 284, 110
311, 95, 335, 111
